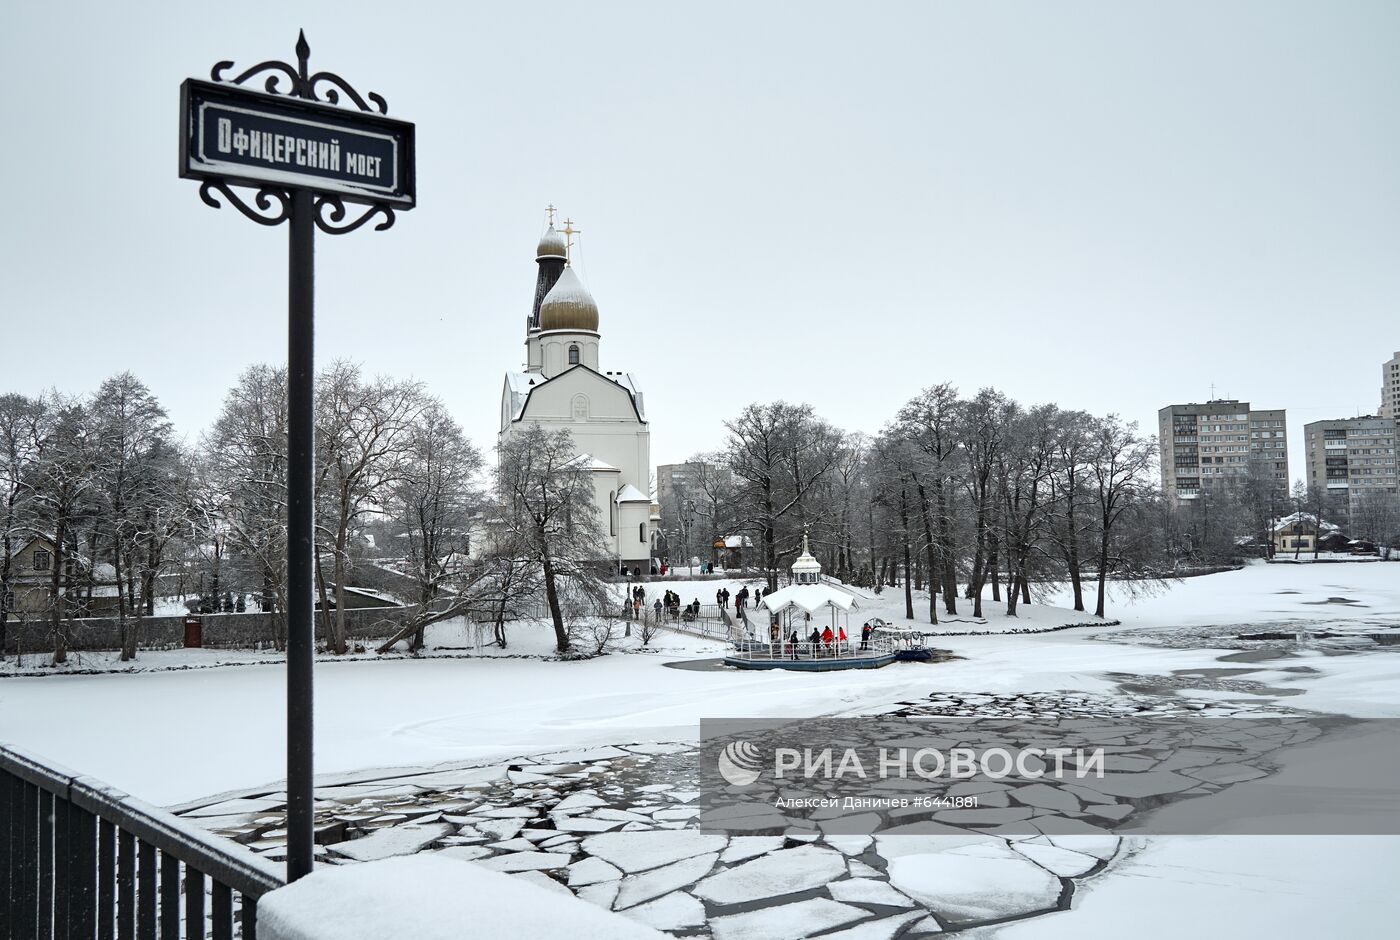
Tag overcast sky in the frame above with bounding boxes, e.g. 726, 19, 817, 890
3, 1, 1397, 480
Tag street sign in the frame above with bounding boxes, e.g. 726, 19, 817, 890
180, 31, 416, 884
180, 78, 415, 207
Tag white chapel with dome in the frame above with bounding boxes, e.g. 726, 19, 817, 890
499, 213, 656, 571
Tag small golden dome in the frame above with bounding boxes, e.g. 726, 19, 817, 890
539, 267, 599, 332
536, 225, 568, 259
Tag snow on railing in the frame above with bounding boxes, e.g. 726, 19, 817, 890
1, 743, 283, 938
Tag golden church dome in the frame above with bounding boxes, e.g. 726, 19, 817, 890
536, 225, 568, 260
539, 267, 599, 332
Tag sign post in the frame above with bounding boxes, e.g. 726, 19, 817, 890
180, 31, 414, 883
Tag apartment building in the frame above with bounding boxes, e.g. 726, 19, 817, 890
1381, 351, 1400, 419
1159, 400, 1289, 503
1303, 416, 1398, 513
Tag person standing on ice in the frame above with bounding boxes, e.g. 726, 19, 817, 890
653, 599, 662, 621
716, 588, 724, 607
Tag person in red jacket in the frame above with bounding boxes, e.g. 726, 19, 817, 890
821, 625, 834, 653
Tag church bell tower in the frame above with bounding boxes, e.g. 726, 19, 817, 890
527, 205, 568, 373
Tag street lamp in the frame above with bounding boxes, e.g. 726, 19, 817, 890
681, 499, 696, 575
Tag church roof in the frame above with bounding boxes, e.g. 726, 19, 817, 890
616, 484, 650, 503
564, 453, 620, 472
539, 267, 599, 333
503, 366, 647, 424
504, 372, 545, 421
536, 225, 567, 260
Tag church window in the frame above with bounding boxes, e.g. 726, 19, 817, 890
572, 395, 590, 419
639, 523, 646, 544
568, 344, 580, 365
609, 492, 617, 536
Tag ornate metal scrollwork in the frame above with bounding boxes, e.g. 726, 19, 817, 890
313, 195, 395, 234
309, 72, 389, 114
200, 33, 399, 236
209, 32, 387, 114
210, 58, 304, 96
199, 181, 292, 226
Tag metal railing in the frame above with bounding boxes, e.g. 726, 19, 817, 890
726, 636, 897, 662
1, 743, 283, 939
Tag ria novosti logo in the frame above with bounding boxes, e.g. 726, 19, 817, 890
713, 740, 1108, 787
716, 741, 764, 786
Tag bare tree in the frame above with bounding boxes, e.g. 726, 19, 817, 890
495, 424, 607, 653
89, 373, 177, 660
30, 396, 98, 664
895, 384, 964, 617
1088, 415, 1157, 618
1000, 404, 1060, 617
0, 393, 50, 660
1048, 411, 1094, 612
1350, 490, 1399, 558
958, 389, 1011, 617
685, 453, 737, 570
725, 402, 843, 590
315, 362, 428, 653
202, 365, 290, 646
388, 401, 483, 650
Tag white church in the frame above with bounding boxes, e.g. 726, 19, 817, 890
498, 216, 657, 572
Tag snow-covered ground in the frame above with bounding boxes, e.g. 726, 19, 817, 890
4, 563, 1399, 800
2, 560, 1399, 935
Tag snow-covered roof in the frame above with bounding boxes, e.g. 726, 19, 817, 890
504, 372, 547, 421
759, 583, 859, 615
611, 374, 646, 420
564, 453, 620, 472
721, 535, 752, 549
1272, 512, 1341, 534
791, 535, 821, 578
536, 224, 567, 260
504, 368, 646, 423
539, 267, 599, 333
615, 484, 650, 503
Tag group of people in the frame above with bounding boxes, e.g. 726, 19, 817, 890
625, 584, 647, 620
646, 560, 720, 577
716, 585, 765, 612
623, 585, 704, 622
749, 619, 876, 660
660, 590, 701, 620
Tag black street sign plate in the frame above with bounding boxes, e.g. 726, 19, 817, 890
180, 79, 415, 207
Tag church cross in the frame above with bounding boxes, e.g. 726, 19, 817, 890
546, 203, 556, 226
562, 217, 581, 263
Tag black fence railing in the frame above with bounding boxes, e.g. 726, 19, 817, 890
1, 743, 283, 939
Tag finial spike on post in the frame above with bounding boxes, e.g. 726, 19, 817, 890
295, 30, 311, 88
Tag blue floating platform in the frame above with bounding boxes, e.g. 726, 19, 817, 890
722, 652, 896, 671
